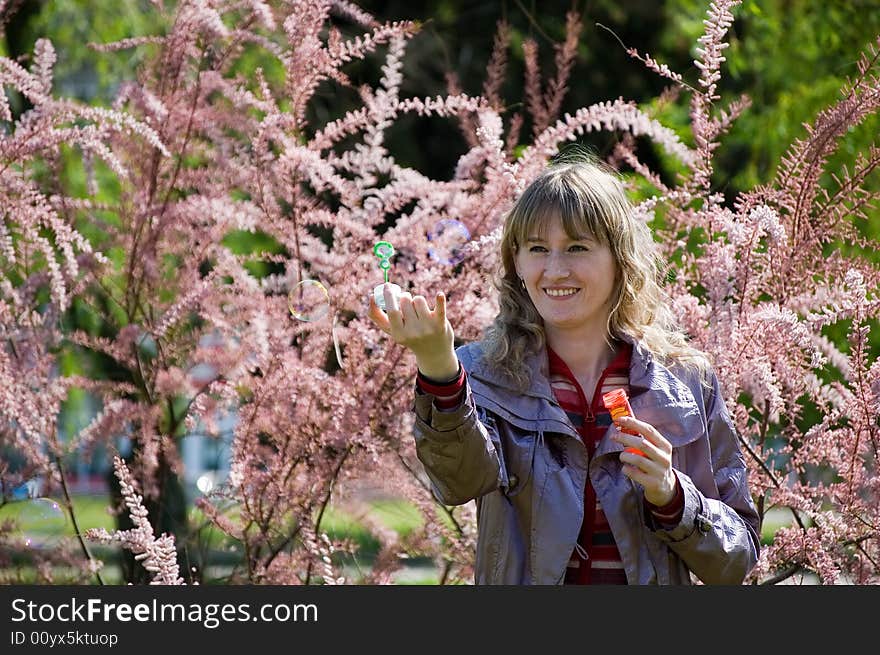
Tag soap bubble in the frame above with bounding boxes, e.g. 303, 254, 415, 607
196, 473, 215, 494
288, 280, 330, 322
1, 498, 68, 549
427, 219, 470, 266
331, 315, 345, 370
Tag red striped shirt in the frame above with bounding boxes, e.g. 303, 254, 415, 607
549, 343, 632, 585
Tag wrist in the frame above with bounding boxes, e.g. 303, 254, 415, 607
646, 473, 682, 512
418, 362, 462, 385
415, 352, 459, 382
645, 490, 675, 508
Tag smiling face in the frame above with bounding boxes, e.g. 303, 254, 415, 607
514, 215, 618, 341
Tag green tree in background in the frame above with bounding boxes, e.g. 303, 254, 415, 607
7, 1, 879, 208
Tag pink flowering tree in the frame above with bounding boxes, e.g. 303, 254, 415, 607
632, 2, 880, 584
0, 30, 167, 582
1, 0, 877, 584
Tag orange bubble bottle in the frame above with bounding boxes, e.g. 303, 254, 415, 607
601, 388, 646, 457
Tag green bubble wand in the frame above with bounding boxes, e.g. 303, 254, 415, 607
374, 241, 394, 281
372, 241, 401, 310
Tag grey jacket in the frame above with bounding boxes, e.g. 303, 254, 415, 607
412, 336, 761, 585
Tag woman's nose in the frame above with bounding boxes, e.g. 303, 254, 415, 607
545, 251, 569, 278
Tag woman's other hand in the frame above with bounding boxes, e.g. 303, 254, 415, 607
612, 416, 677, 507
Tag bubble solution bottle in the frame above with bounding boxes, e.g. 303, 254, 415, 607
601, 388, 646, 457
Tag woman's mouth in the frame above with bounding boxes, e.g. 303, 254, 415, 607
544, 287, 580, 298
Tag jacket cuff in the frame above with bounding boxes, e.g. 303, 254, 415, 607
646, 470, 703, 542
416, 364, 465, 409
412, 379, 475, 439
417, 363, 464, 388
645, 474, 684, 525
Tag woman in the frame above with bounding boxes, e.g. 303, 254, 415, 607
368, 157, 760, 585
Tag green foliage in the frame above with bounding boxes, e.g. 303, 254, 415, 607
367, 498, 425, 536
664, 0, 880, 202
221, 229, 287, 279
12, 0, 164, 104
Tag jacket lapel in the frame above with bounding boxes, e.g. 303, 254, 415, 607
461, 343, 580, 439
595, 335, 704, 458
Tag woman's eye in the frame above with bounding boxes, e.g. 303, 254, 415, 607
526, 244, 589, 253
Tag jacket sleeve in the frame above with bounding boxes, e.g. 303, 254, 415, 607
646, 368, 762, 584
412, 376, 503, 506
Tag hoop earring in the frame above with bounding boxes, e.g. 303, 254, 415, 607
518, 277, 526, 289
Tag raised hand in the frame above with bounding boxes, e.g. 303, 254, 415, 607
368, 283, 459, 380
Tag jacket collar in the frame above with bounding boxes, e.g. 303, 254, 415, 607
462, 332, 655, 398
459, 333, 704, 449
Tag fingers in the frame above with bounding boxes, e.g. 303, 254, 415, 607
382, 282, 400, 313
620, 448, 667, 476
614, 431, 654, 459
411, 294, 431, 321
368, 295, 391, 334
396, 291, 419, 327
369, 287, 449, 342
613, 417, 669, 471
614, 416, 670, 455
435, 292, 446, 324
613, 416, 674, 494
385, 298, 405, 333
380, 289, 445, 323
620, 451, 678, 508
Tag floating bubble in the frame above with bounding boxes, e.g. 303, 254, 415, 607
196, 474, 215, 494
427, 219, 470, 266
288, 279, 330, 322
3, 498, 68, 549
331, 315, 345, 370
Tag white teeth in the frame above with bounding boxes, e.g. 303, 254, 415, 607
545, 288, 579, 297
